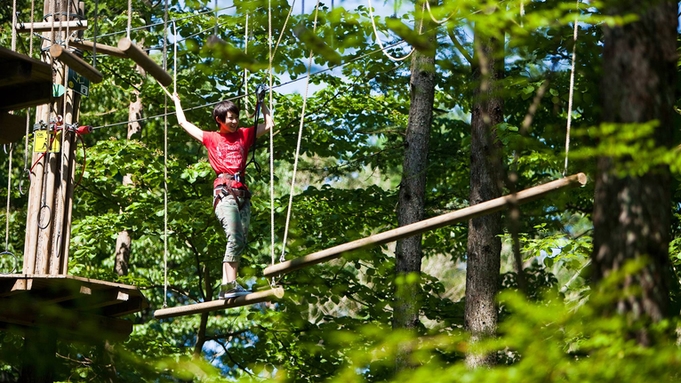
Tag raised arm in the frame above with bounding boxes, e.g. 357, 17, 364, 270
256, 103, 274, 138
172, 93, 204, 142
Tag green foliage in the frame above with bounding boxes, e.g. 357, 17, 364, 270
1, 0, 679, 381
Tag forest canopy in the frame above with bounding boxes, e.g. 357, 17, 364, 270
1, 0, 680, 381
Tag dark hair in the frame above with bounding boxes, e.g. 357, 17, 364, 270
212, 100, 240, 126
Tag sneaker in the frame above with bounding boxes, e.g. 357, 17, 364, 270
219, 282, 251, 299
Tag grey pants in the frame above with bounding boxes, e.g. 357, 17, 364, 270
214, 194, 251, 263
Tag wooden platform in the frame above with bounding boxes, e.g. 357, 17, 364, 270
0, 45, 53, 144
0, 274, 148, 342
0, 46, 52, 111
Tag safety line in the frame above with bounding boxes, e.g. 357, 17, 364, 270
4, 144, 12, 252
279, 0, 321, 263
87, 38, 409, 131
11, 0, 17, 51
269, 0, 276, 271
563, 0, 579, 176
367, 0, 414, 62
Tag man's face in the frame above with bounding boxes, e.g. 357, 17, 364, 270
218, 111, 239, 133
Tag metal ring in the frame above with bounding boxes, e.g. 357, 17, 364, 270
38, 204, 52, 230
0, 251, 18, 274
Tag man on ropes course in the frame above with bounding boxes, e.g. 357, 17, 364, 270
171, 90, 274, 299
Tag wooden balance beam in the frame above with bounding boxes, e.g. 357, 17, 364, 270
117, 37, 173, 87
154, 287, 285, 319
263, 173, 588, 278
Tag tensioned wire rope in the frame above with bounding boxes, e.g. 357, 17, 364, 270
86, 36, 410, 132
96, 4, 237, 40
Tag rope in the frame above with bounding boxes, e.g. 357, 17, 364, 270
28, 0, 35, 56
424, 0, 452, 24
11, 0, 17, 51
244, 13, 250, 111
213, 0, 218, 36
173, 21, 178, 95
22, 0, 36, 195
271, 0, 296, 61
268, 0, 276, 270
4, 144, 13, 252
162, 0, 170, 308
563, 0, 579, 177
92, 0, 98, 67
279, 0, 319, 263
367, 0, 414, 62
127, 0, 132, 39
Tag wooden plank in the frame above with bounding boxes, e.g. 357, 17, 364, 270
264, 173, 588, 278
117, 37, 173, 86
71, 288, 130, 311
50, 45, 103, 83
15, 20, 88, 33
69, 39, 127, 58
154, 287, 285, 319
0, 60, 38, 87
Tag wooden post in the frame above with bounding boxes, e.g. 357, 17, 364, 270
15, 20, 88, 33
154, 287, 285, 319
117, 37, 173, 86
263, 173, 588, 278
23, 0, 83, 277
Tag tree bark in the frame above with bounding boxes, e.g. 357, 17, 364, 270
114, 67, 143, 276
464, 25, 505, 368
392, 0, 437, 370
592, 0, 676, 345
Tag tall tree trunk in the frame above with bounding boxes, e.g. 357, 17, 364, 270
392, 0, 437, 370
592, 0, 676, 345
114, 70, 143, 276
464, 24, 505, 368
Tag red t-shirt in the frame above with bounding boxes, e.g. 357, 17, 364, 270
203, 127, 255, 189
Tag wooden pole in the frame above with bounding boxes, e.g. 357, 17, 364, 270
50, 45, 103, 83
15, 20, 88, 33
68, 39, 127, 58
263, 173, 588, 278
21, 106, 47, 277
117, 37, 173, 86
154, 287, 285, 319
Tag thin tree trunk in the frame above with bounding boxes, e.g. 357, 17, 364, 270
194, 265, 212, 356
392, 0, 437, 371
464, 26, 504, 368
114, 70, 143, 276
592, 0, 676, 345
